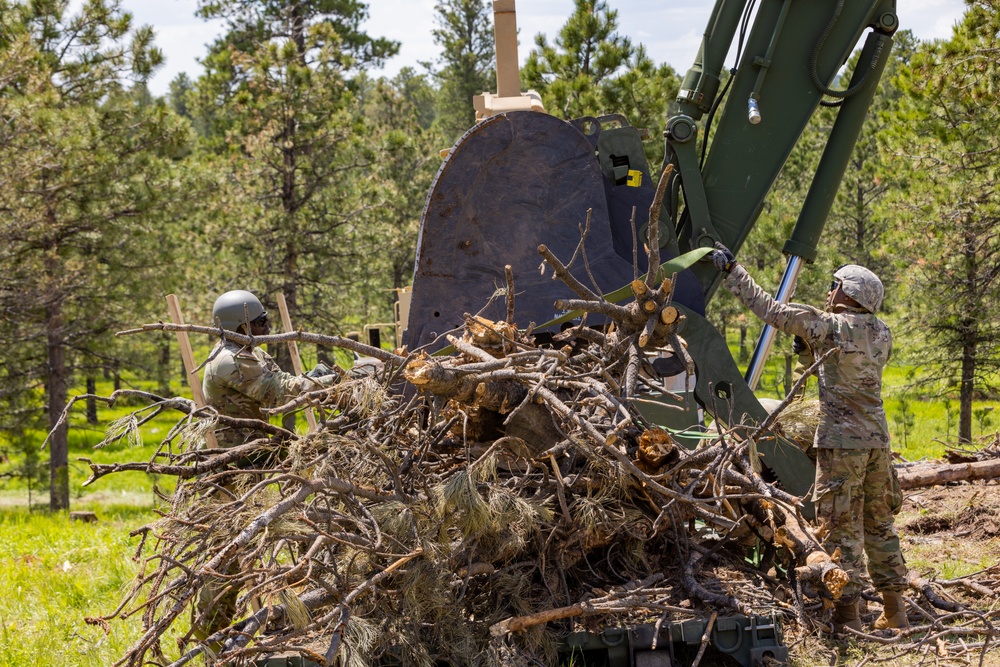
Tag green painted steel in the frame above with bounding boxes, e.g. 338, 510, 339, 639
669, 0, 897, 298
643, 0, 898, 496
784, 30, 893, 261
254, 615, 786, 667
561, 614, 787, 667
406, 0, 899, 504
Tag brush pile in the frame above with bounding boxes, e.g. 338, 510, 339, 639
77, 233, 999, 666
945, 431, 1000, 464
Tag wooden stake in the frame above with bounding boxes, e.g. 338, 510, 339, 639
165, 294, 218, 448
277, 293, 318, 432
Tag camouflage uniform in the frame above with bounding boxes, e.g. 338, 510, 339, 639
724, 265, 907, 596
195, 340, 332, 642
203, 340, 326, 447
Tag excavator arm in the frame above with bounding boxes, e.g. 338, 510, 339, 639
664, 0, 897, 386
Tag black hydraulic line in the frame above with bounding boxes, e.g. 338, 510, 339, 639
735, 0, 758, 63
700, 0, 757, 169
809, 0, 885, 100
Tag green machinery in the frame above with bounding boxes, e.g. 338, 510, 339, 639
562, 615, 786, 667
255, 614, 785, 667
404, 0, 897, 497
392, 1, 900, 664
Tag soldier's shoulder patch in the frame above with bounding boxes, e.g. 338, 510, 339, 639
209, 348, 239, 376
233, 356, 267, 380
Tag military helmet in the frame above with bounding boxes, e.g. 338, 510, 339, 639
213, 290, 267, 331
833, 265, 883, 313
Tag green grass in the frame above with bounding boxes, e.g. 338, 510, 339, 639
0, 507, 157, 664
0, 367, 319, 666
0, 373, 212, 664
0, 371, 321, 506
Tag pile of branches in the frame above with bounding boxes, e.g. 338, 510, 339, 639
75, 219, 999, 666
945, 431, 1000, 464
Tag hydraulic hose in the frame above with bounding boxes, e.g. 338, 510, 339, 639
809, 0, 885, 100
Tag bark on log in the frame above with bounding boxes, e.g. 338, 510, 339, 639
767, 503, 850, 599
897, 459, 1000, 490
404, 355, 479, 402
906, 571, 965, 612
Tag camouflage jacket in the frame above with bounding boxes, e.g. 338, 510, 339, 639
725, 265, 892, 450
202, 341, 322, 446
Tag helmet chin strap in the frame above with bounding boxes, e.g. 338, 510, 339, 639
825, 283, 841, 312
826, 287, 868, 314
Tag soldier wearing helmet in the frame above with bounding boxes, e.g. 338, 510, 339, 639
203, 290, 339, 448
710, 245, 908, 633
196, 290, 341, 644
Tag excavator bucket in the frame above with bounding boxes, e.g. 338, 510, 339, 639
403, 111, 704, 353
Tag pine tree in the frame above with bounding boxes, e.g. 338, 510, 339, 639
0, 0, 189, 509
186, 0, 401, 390
429, 0, 495, 141
887, 2, 1000, 443
521, 0, 633, 119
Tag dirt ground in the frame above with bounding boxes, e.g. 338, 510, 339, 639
786, 479, 1000, 667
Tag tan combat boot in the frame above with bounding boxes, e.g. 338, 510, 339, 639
832, 598, 863, 633
874, 590, 909, 630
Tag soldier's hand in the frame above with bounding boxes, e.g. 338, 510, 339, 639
709, 242, 737, 273
306, 363, 335, 379
792, 335, 809, 355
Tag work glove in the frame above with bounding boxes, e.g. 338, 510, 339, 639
710, 242, 737, 273
792, 335, 809, 355
305, 363, 336, 379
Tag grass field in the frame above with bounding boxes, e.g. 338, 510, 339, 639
0, 507, 155, 665
0, 372, 316, 662
0, 378, 179, 662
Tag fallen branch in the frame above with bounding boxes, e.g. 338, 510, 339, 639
897, 459, 1000, 490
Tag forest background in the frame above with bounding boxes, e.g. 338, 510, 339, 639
0, 0, 998, 512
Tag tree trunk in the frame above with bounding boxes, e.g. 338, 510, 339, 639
46, 301, 70, 511
958, 325, 976, 444
783, 354, 793, 396
85, 376, 98, 424
157, 333, 172, 397
958, 227, 980, 445
280, 10, 302, 435
738, 320, 748, 362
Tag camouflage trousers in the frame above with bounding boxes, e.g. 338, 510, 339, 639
813, 447, 907, 598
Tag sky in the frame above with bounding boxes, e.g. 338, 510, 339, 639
101, 0, 968, 97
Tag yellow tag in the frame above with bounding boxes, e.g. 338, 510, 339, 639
626, 170, 642, 187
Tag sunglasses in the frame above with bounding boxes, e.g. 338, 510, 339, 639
251, 312, 269, 326
829, 280, 841, 293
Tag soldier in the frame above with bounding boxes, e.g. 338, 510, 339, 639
203, 289, 339, 447
196, 290, 340, 648
709, 245, 909, 633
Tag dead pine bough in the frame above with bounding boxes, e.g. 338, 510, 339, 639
80, 212, 998, 666
88, 318, 823, 665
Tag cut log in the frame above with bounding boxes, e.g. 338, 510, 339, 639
897, 459, 1000, 490
771, 510, 850, 599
